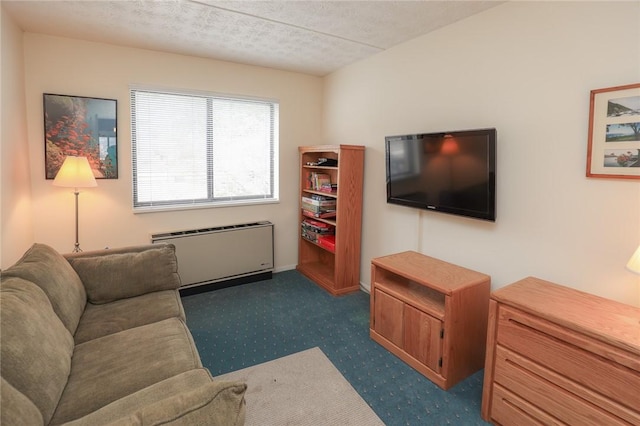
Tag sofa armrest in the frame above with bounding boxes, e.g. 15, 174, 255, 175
63, 381, 247, 426
65, 244, 182, 304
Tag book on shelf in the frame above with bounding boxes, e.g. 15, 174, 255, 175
302, 204, 336, 215
302, 209, 336, 219
302, 196, 336, 207
309, 193, 335, 201
301, 218, 335, 244
319, 182, 336, 193
301, 194, 337, 216
306, 172, 331, 191
317, 234, 335, 252
301, 219, 335, 234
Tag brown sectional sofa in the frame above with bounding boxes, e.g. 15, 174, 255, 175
1, 243, 246, 425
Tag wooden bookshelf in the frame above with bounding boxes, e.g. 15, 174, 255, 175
296, 145, 365, 296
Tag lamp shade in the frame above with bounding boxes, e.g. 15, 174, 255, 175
627, 245, 640, 275
53, 156, 97, 188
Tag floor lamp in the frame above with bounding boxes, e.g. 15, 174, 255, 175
53, 156, 97, 252
627, 245, 640, 275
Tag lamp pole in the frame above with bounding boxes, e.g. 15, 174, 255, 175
73, 188, 81, 252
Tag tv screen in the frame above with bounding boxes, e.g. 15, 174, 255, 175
385, 128, 496, 221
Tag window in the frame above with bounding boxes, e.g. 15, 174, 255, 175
130, 87, 279, 211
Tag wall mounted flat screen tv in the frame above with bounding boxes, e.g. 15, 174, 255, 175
385, 128, 496, 221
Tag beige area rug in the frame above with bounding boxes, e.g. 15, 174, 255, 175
215, 347, 385, 426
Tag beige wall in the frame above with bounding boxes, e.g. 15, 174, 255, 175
18, 33, 323, 271
1, 8, 34, 268
4, 2, 639, 306
324, 1, 640, 305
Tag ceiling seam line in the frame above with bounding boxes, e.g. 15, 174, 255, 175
185, 0, 385, 51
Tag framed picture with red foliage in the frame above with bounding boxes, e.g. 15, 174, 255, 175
44, 93, 117, 179
587, 83, 640, 179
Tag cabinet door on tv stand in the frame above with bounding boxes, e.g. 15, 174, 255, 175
373, 289, 404, 348
404, 305, 443, 374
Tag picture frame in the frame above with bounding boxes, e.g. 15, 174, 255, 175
586, 83, 640, 179
44, 93, 117, 179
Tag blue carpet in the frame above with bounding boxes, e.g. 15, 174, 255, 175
182, 270, 490, 425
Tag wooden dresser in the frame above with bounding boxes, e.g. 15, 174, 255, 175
481, 277, 640, 425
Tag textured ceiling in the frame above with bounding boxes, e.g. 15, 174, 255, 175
3, 0, 502, 76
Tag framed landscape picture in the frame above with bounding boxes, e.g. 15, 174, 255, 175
586, 83, 640, 179
44, 93, 118, 179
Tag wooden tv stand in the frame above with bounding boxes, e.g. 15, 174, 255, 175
369, 251, 491, 390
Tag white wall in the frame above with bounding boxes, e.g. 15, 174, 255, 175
324, 1, 640, 305
1, 8, 34, 268
19, 34, 323, 271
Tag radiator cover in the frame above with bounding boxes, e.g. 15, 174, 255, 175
151, 221, 274, 288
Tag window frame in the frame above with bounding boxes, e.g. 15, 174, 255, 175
130, 85, 279, 213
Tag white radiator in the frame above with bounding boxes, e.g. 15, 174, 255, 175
151, 221, 274, 288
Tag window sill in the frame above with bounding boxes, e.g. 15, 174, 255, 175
133, 198, 279, 214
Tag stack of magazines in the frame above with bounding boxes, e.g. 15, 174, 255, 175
301, 194, 336, 219
301, 219, 335, 244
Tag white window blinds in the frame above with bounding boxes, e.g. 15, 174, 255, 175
130, 87, 279, 210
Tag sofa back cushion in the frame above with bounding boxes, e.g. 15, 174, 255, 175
66, 244, 181, 304
0, 277, 74, 424
3, 243, 86, 334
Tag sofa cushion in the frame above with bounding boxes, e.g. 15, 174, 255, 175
51, 317, 203, 424
1, 378, 44, 426
74, 290, 186, 344
107, 380, 247, 426
66, 244, 181, 304
0, 277, 74, 424
62, 369, 246, 426
3, 243, 86, 334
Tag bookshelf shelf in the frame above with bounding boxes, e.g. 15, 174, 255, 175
300, 235, 335, 254
297, 145, 365, 296
302, 189, 338, 198
302, 165, 339, 170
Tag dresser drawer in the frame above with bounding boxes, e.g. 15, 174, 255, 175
496, 306, 640, 422
490, 383, 561, 426
494, 345, 638, 425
